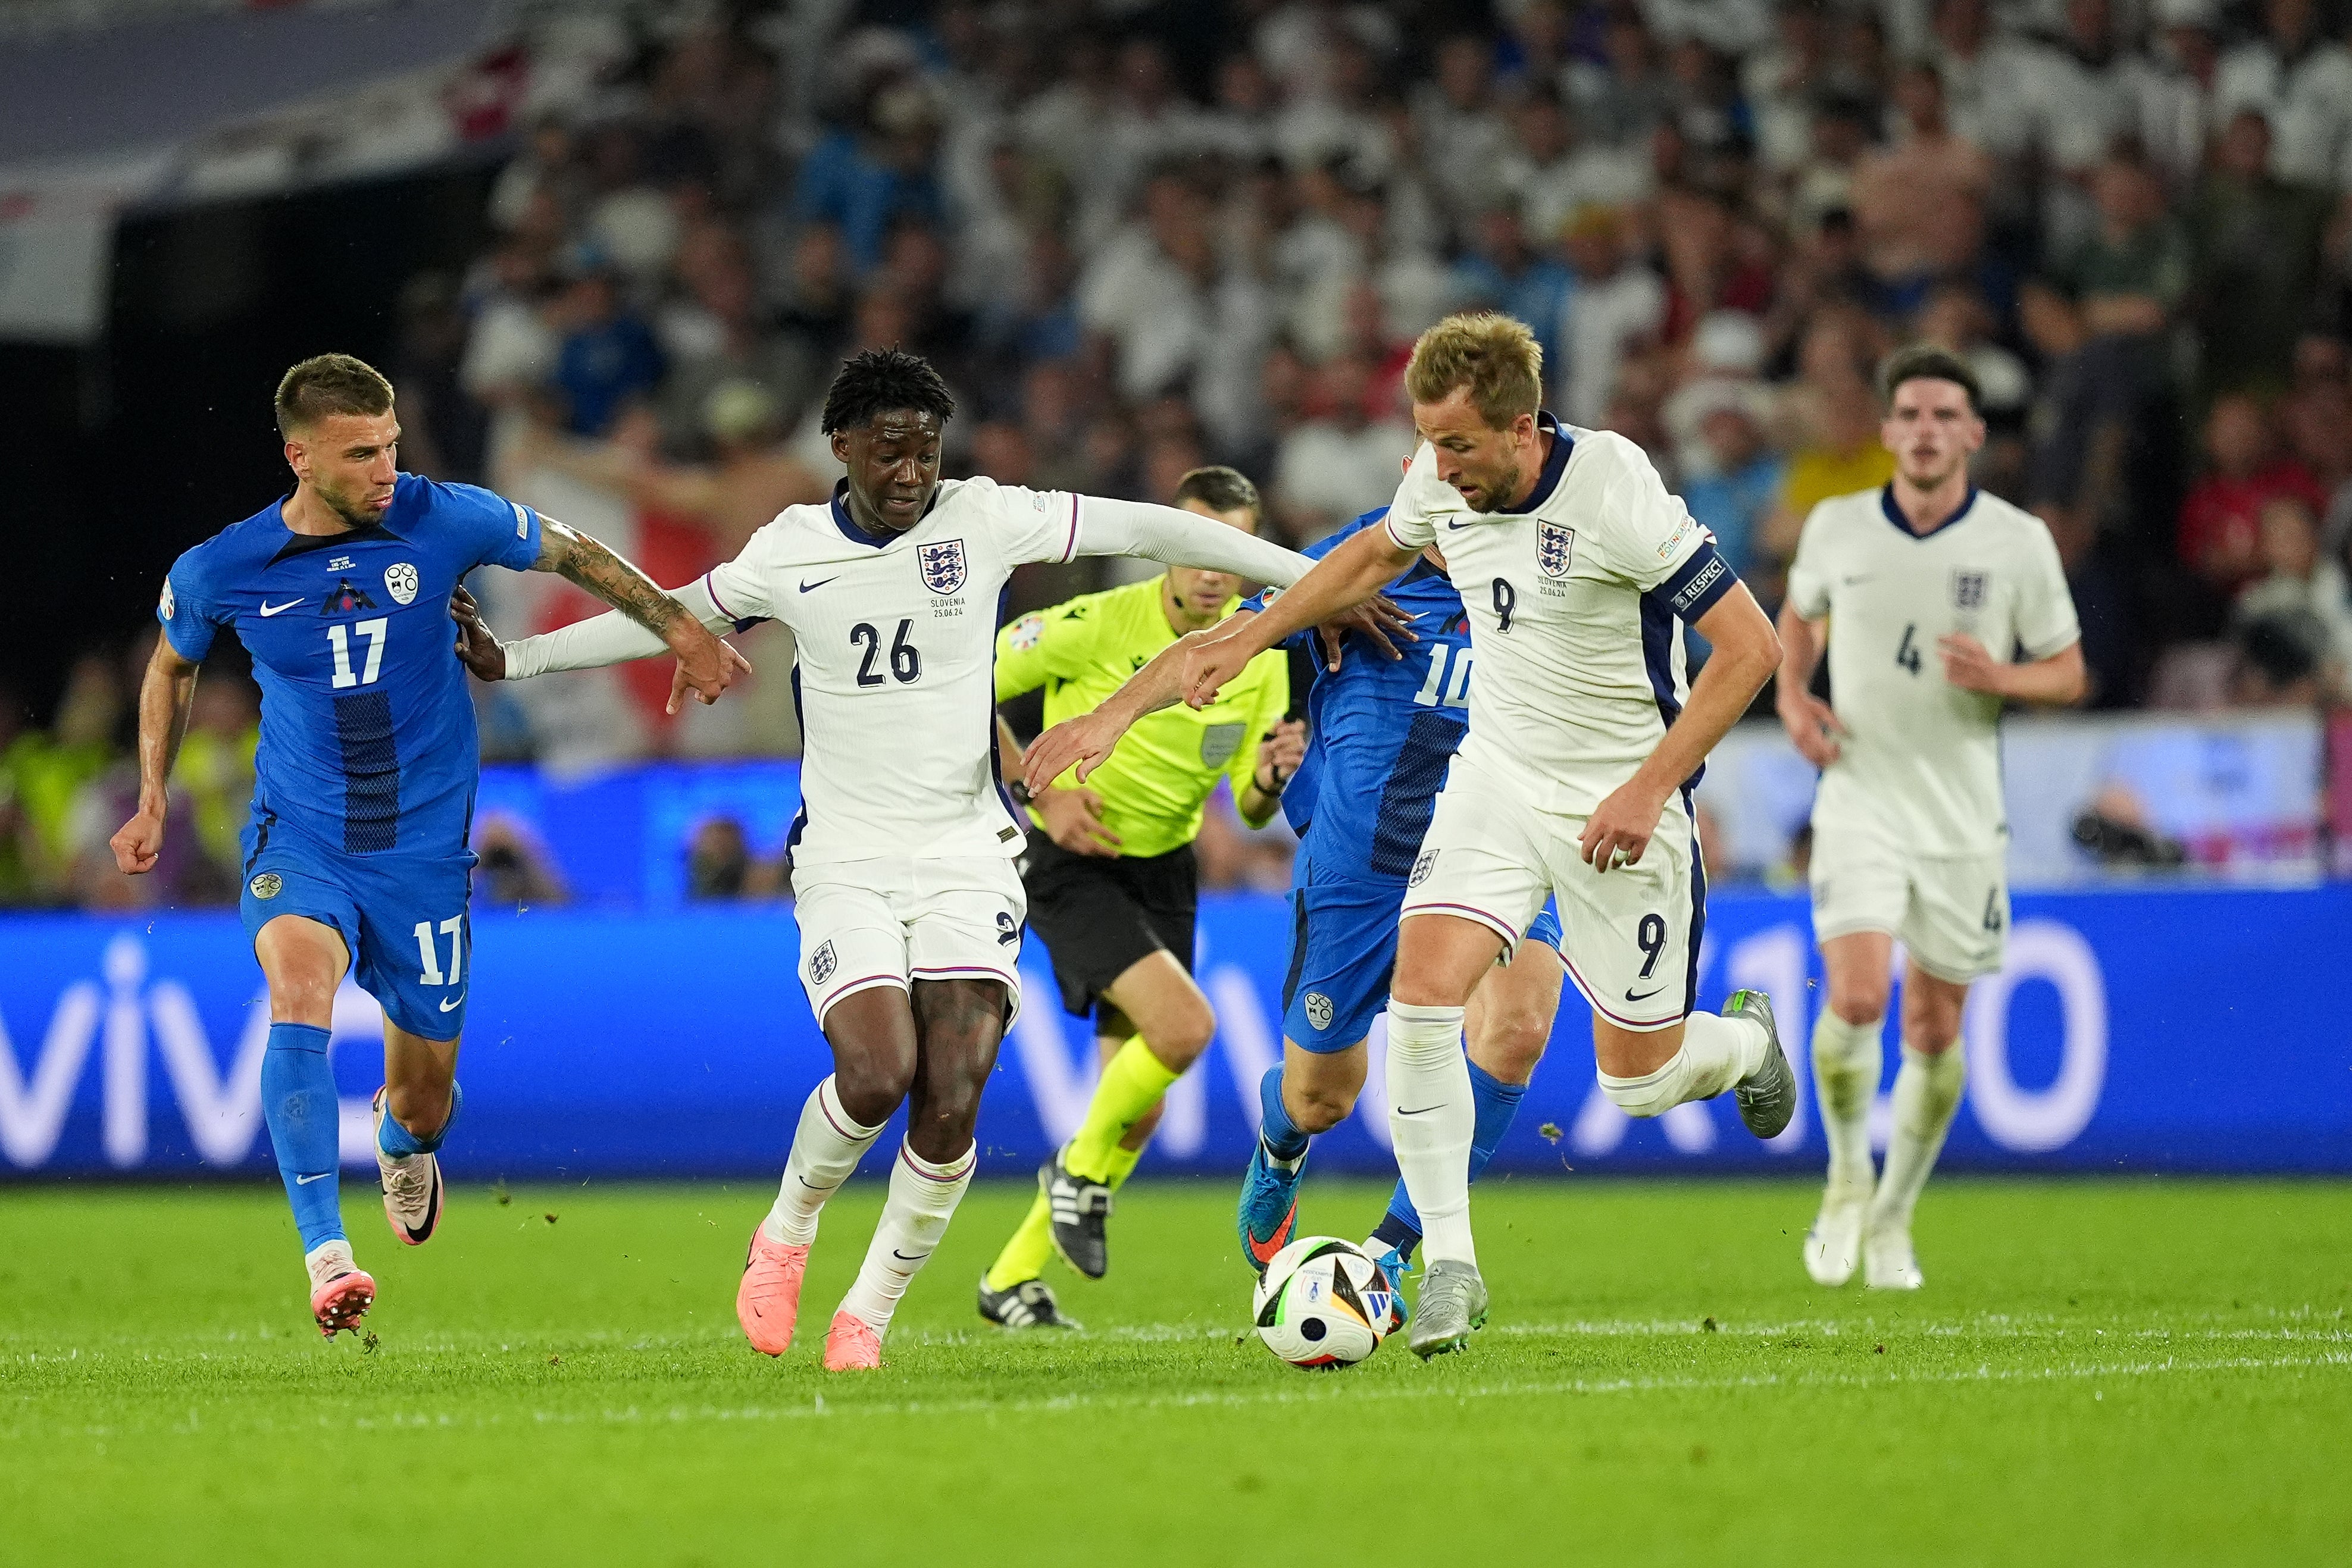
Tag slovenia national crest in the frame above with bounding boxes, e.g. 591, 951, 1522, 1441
918, 537, 968, 595
1537, 519, 1576, 579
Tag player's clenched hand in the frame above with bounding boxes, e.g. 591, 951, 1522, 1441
1037, 785, 1122, 857
449, 588, 506, 681
1025, 711, 1129, 791
665, 639, 755, 716
1180, 631, 1256, 709
110, 808, 165, 877
1937, 632, 2005, 696
662, 615, 739, 712
1578, 778, 1669, 874
1776, 688, 1845, 768
1313, 596, 1416, 671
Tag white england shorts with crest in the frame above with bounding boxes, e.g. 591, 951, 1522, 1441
1399, 753, 1703, 1032
792, 855, 1027, 1028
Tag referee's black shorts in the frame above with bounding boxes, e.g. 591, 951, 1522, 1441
1020, 833, 1199, 1029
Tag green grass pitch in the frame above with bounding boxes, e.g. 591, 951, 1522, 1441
4, 1176, 2347, 1566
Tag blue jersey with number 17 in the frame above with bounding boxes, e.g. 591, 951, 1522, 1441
1244, 507, 1477, 887
158, 473, 543, 860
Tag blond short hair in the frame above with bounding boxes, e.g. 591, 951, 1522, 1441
1402, 312, 1543, 430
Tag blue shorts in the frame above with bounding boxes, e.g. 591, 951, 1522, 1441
239, 817, 476, 1041
1280, 866, 1560, 1054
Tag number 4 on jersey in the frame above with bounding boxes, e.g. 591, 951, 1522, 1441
1895, 622, 1923, 675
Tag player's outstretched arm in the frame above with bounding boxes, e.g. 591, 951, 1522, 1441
109, 637, 202, 875
1774, 599, 1845, 768
1580, 580, 1782, 872
1018, 624, 1218, 793
1178, 525, 1416, 708
1069, 496, 1313, 586
530, 520, 736, 708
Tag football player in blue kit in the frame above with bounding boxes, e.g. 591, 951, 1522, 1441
1019, 506, 1566, 1314
110, 355, 734, 1336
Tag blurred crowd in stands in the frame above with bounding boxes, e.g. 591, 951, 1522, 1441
14, 0, 2352, 908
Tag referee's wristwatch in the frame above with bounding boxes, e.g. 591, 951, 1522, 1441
1253, 763, 1290, 797
1006, 778, 1036, 808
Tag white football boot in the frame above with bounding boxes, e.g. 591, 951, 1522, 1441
1863, 1225, 1925, 1290
1803, 1184, 1869, 1287
373, 1087, 446, 1247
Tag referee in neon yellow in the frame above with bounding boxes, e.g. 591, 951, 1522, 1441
980, 467, 1300, 1329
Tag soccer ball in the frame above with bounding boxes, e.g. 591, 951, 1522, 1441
1250, 1235, 1394, 1370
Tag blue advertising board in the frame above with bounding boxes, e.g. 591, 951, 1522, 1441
3, 885, 2348, 1181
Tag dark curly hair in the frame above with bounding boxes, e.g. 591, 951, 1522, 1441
819, 347, 956, 435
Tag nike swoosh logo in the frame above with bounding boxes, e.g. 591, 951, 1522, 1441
1394, 1104, 1445, 1116
439, 993, 464, 1012
258, 598, 305, 616
295, 1172, 331, 1184
798, 577, 838, 593
1624, 986, 1666, 1002
1243, 1202, 1297, 1266
1841, 575, 1871, 586
1445, 519, 1475, 531
890, 1250, 928, 1263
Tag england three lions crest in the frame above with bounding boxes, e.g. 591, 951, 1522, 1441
1951, 569, 1988, 611
1537, 520, 1576, 579
919, 537, 968, 595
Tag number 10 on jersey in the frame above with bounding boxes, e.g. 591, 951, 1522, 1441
1411, 643, 1474, 710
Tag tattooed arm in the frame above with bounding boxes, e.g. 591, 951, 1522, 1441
530, 519, 734, 706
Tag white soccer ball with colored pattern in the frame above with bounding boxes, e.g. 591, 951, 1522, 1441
1251, 1235, 1391, 1370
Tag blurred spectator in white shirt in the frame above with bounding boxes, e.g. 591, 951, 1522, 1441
1272, 353, 1415, 542
2216, 0, 2352, 191
1558, 204, 1666, 428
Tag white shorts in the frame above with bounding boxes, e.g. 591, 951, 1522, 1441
1400, 755, 1703, 1032
791, 855, 1027, 1028
1809, 826, 2007, 983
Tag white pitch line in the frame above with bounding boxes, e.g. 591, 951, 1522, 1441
493, 1348, 2351, 1429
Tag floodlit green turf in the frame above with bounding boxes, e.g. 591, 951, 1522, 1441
3, 1178, 2347, 1566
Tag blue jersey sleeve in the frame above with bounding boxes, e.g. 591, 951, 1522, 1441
157, 544, 227, 663
429, 480, 544, 573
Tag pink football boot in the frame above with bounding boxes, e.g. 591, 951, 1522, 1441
309, 1267, 376, 1339
821, 1311, 883, 1372
736, 1227, 810, 1356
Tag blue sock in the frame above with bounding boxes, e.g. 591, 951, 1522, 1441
261, 1023, 343, 1251
378, 1080, 461, 1158
1377, 1057, 1527, 1262
1258, 1066, 1309, 1162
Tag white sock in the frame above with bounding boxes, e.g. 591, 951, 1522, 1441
1598, 1011, 1766, 1117
1870, 1044, 1965, 1235
838, 1140, 977, 1334
761, 1076, 886, 1247
1385, 1000, 1475, 1269
1812, 1010, 1884, 1194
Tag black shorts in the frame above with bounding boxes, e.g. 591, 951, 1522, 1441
1021, 835, 1199, 1028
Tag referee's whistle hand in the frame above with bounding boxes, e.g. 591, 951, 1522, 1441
1039, 786, 1122, 857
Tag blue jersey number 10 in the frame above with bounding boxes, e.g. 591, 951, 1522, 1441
1410, 643, 1475, 710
